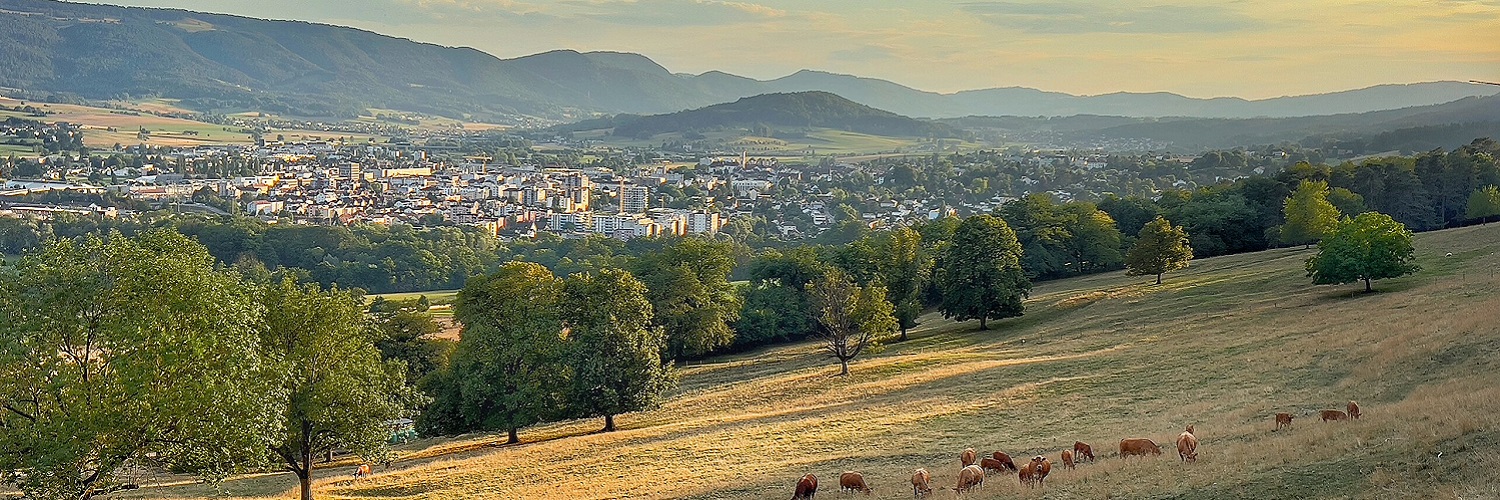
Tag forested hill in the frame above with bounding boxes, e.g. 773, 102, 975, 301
0, 0, 1496, 122
606, 92, 959, 138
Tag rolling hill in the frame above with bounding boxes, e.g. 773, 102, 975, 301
603, 92, 958, 139
0, 0, 1496, 122
115, 221, 1500, 500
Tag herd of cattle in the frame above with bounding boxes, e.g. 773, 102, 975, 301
788, 400, 1363, 498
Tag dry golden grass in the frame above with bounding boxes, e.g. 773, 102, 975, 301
120, 224, 1500, 500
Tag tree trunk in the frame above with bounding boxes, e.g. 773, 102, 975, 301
899, 326, 908, 342
839, 359, 850, 376
507, 427, 519, 444
603, 414, 616, 433
298, 470, 313, 500
1364, 278, 1372, 292
978, 317, 988, 330
1155, 273, 1163, 285
298, 421, 315, 500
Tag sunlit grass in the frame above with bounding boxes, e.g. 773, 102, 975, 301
120, 224, 1500, 499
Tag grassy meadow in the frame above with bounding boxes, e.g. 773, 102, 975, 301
122, 223, 1500, 499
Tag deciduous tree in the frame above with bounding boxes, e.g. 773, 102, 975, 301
936, 214, 1031, 330
1126, 216, 1194, 285
0, 231, 281, 500
1281, 180, 1341, 248
633, 238, 742, 359
1305, 212, 1420, 292
562, 269, 674, 433
808, 271, 897, 376
1466, 185, 1500, 225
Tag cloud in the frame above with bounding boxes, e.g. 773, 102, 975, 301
829, 44, 899, 62
556, 0, 787, 26
958, 1, 1263, 34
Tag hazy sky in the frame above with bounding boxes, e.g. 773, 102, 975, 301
81, 0, 1500, 99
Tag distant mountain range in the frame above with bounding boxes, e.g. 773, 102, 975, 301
0, 0, 1496, 122
572, 91, 958, 139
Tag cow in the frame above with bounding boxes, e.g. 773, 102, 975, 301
1030, 456, 1052, 487
1348, 401, 1361, 420
1177, 430, 1199, 462
1061, 449, 1075, 469
910, 468, 932, 498
1119, 438, 1163, 457
791, 474, 818, 500
1018, 460, 1036, 487
1321, 409, 1349, 422
953, 464, 984, 494
1275, 412, 1293, 430
839, 471, 872, 495
989, 451, 1017, 472
1184, 424, 1195, 435
960, 447, 977, 467
1073, 441, 1095, 463
979, 457, 1011, 474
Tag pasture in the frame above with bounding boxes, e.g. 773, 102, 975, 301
122, 223, 1500, 499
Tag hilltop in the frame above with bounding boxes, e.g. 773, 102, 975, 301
0, 0, 1495, 121
121, 223, 1500, 499
603, 92, 958, 139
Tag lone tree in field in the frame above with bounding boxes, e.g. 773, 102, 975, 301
562, 268, 674, 433
421, 261, 565, 444
1305, 212, 1420, 292
1281, 180, 1342, 248
0, 231, 281, 500
1126, 216, 1194, 285
261, 279, 411, 500
808, 271, 898, 376
1467, 185, 1500, 225
936, 214, 1031, 330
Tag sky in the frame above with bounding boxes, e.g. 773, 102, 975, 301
78, 0, 1500, 99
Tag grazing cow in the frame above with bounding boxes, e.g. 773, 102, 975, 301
839, 471, 872, 495
1119, 438, 1163, 457
960, 448, 977, 467
1348, 401, 1361, 420
910, 468, 932, 498
1018, 460, 1036, 487
1185, 424, 1195, 435
1275, 412, 1293, 430
980, 457, 1010, 474
1177, 431, 1199, 462
1320, 409, 1349, 422
791, 474, 818, 500
989, 451, 1017, 472
1073, 441, 1095, 462
1061, 449, 1075, 469
1031, 456, 1052, 487
953, 465, 984, 494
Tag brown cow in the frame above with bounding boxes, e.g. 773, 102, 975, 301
1018, 460, 1036, 487
953, 464, 984, 494
910, 468, 931, 498
1275, 412, 1293, 430
1320, 409, 1348, 422
1073, 441, 1095, 462
1031, 456, 1052, 487
1061, 449, 1075, 469
1119, 438, 1163, 457
1185, 424, 1195, 435
1348, 401, 1361, 420
839, 471, 872, 495
791, 474, 817, 500
960, 448, 977, 467
1176, 431, 1199, 462
989, 451, 1017, 472
979, 457, 1010, 474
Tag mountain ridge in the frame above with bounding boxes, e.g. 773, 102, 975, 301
0, 0, 1495, 121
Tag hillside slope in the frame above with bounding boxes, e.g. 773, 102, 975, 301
608, 91, 958, 139
125, 224, 1500, 499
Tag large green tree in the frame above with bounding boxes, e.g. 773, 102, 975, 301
1305, 212, 1420, 292
808, 271, 897, 376
876, 227, 931, 341
261, 279, 412, 500
936, 214, 1031, 330
421, 262, 565, 444
562, 269, 674, 433
1281, 180, 1342, 248
1126, 216, 1194, 285
0, 231, 281, 500
632, 238, 742, 359
1466, 185, 1500, 225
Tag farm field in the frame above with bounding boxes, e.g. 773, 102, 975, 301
0, 96, 392, 148
122, 223, 1500, 499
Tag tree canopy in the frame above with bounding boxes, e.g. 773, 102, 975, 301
561, 268, 674, 433
808, 271, 897, 375
1305, 212, 1421, 292
632, 238, 742, 359
1126, 216, 1194, 285
1281, 180, 1342, 247
936, 214, 1031, 330
1467, 185, 1500, 224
